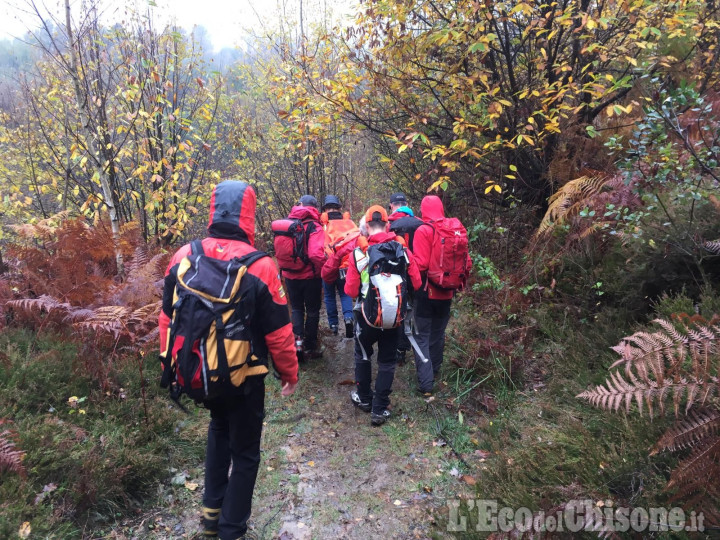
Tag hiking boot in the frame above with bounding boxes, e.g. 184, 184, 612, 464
201, 507, 220, 537
344, 318, 354, 338
330, 324, 339, 335
417, 388, 433, 398
304, 344, 325, 359
371, 409, 391, 426
350, 390, 371, 412
236, 532, 259, 540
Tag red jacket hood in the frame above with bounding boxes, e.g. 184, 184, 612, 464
368, 231, 400, 245
207, 180, 256, 245
420, 195, 445, 221
288, 205, 321, 222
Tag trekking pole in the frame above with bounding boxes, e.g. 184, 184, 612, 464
405, 306, 429, 363
169, 384, 190, 414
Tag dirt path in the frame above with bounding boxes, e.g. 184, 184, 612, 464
112, 331, 477, 540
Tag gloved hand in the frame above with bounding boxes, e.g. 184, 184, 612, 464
281, 381, 297, 397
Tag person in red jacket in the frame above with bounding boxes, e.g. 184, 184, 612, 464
411, 195, 472, 395
282, 195, 327, 358
344, 205, 422, 425
159, 180, 298, 540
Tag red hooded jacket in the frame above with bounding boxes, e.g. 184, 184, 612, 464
281, 205, 326, 280
413, 196, 473, 301
159, 181, 298, 385
344, 231, 422, 298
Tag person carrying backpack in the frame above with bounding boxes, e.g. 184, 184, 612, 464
388, 193, 426, 365
411, 195, 471, 396
344, 205, 422, 425
272, 195, 326, 360
320, 195, 358, 338
158, 180, 298, 540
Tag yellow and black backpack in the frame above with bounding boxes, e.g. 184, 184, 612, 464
160, 240, 269, 402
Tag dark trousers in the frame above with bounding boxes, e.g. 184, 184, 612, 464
354, 316, 399, 414
285, 277, 322, 350
413, 294, 452, 392
203, 378, 265, 540
323, 279, 354, 327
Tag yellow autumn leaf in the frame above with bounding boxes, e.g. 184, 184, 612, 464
185, 481, 199, 491
19, 522, 31, 539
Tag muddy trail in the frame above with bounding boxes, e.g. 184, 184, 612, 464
110, 330, 478, 540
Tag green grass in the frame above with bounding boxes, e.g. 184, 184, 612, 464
0, 328, 206, 538
440, 301, 678, 524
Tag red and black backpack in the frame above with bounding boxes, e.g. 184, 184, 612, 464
271, 218, 317, 273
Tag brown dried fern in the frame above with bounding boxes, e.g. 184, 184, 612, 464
666, 436, 720, 499
579, 318, 720, 416
652, 408, 720, 454
0, 426, 26, 478
579, 316, 720, 526
537, 175, 609, 236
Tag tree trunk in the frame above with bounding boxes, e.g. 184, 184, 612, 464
64, 0, 124, 278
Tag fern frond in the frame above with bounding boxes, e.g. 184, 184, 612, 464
704, 240, 720, 254
577, 374, 718, 417
128, 302, 160, 327
653, 408, 720, 455
74, 306, 131, 339
6, 295, 72, 315
666, 436, 720, 495
127, 246, 150, 279
577, 370, 656, 415
62, 309, 96, 323
0, 428, 26, 478
537, 175, 611, 236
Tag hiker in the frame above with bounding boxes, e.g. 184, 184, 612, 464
158, 180, 298, 540
388, 192, 414, 222
411, 195, 471, 395
272, 195, 326, 360
320, 195, 358, 338
344, 205, 422, 425
388, 192, 426, 365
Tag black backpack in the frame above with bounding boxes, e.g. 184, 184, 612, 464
355, 239, 409, 330
389, 215, 425, 251
160, 240, 269, 402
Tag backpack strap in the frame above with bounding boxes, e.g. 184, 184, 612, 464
212, 250, 269, 390
190, 239, 204, 256
237, 250, 269, 268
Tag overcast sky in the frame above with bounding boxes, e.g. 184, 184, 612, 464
0, 0, 356, 51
